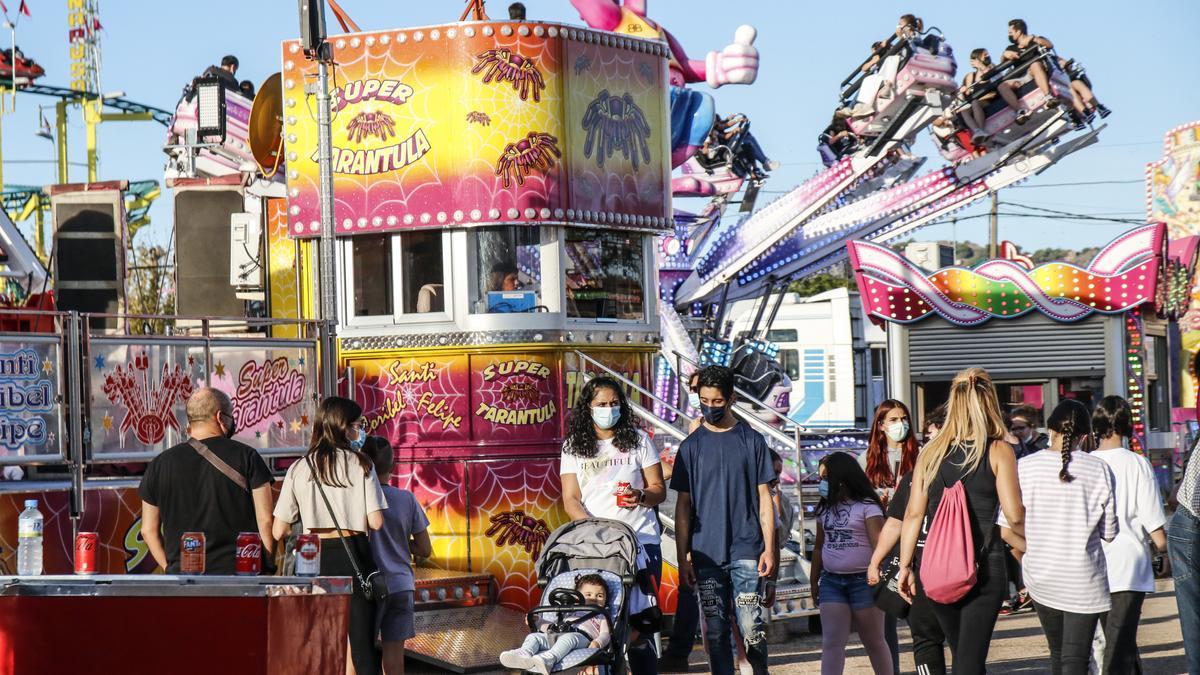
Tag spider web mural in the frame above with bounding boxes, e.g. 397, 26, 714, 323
0, 487, 152, 574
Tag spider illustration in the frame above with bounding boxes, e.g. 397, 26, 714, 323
486, 510, 551, 561
472, 48, 546, 102
495, 131, 561, 188
465, 110, 491, 126
637, 61, 655, 84
574, 54, 592, 76
346, 111, 396, 143
581, 89, 652, 170
500, 380, 540, 407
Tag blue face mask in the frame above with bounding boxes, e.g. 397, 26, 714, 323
349, 427, 366, 451
687, 392, 701, 409
592, 406, 621, 430
818, 480, 829, 498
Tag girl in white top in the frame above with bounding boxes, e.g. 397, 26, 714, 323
1000, 399, 1117, 675
1089, 396, 1168, 674
272, 396, 386, 675
560, 376, 665, 669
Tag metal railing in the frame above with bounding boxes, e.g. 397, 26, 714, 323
571, 351, 687, 442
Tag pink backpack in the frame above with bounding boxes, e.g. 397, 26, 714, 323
919, 480, 977, 604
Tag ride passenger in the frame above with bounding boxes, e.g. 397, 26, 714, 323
897, 368, 1024, 675
559, 376, 666, 673
999, 399, 1117, 675
1000, 19, 1060, 125
959, 48, 1023, 145
818, 111, 859, 166
849, 15, 924, 118
1090, 396, 1168, 674
811, 453, 893, 674
1058, 57, 1112, 121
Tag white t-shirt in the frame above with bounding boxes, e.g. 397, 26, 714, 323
1092, 446, 1167, 593
559, 431, 662, 547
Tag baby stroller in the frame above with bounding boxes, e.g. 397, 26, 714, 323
527, 518, 657, 674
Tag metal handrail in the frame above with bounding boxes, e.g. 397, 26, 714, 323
571, 351, 688, 442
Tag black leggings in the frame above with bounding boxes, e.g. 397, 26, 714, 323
925, 547, 1008, 675
909, 591, 947, 675
321, 534, 380, 675
1035, 603, 1103, 675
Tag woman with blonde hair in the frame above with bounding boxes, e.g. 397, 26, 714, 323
895, 368, 1024, 675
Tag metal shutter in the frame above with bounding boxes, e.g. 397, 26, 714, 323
907, 313, 1107, 381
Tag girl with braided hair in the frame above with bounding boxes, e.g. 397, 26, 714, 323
999, 398, 1118, 675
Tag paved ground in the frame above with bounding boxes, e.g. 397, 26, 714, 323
409, 579, 1186, 673
679, 580, 1186, 674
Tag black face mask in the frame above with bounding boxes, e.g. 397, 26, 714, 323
1008, 34, 1019, 45
220, 413, 237, 438
700, 403, 727, 425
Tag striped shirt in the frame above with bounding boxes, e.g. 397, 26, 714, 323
998, 450, 1118, 614
1179, 440, 1200, 519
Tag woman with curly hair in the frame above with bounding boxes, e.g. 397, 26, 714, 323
560, 375, 665, 673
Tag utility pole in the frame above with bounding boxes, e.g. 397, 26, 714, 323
988, 192, 999, 259
303, 0, 339, 397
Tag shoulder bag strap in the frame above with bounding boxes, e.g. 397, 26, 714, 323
189, 438, 249, 492
305, 456, 369, 586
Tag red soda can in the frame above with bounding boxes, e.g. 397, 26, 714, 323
295, 534, 321, 576
614, 481, 632, 507
235, 532, 262, 576
180, 532, 206, 575
74, 532, 98, 574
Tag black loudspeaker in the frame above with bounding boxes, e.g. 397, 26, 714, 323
175, 189, 246, 317
52, 198, 124, 329
297, 0, 327, 52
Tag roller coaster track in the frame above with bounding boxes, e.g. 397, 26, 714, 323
15, 83, 172, 126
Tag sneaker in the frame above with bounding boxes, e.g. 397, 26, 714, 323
998, 599, 1016, 616
1015, 589, 1034, 611
1046, 98, 1061, 109
659, 654, 692, 673
970, 130, 990, 145
1085, 109, 1097, 125
499, 649, 535, 671
765, 160, 781, 172
1015, 108, 1030, 125
1071, 117, 1087, 132
529, 653, 555, 675
1097, 103, 1112, 118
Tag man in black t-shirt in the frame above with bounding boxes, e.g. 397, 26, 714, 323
139, 387, 275, 574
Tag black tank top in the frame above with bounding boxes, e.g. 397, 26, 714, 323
924, 442, 1001, 552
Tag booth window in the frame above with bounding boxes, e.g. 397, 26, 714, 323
400, 230, 444, 314
565, 230, 644, 320
472, 226, 541, 313
351, 235, 392, 317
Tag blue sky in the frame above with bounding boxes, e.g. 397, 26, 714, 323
5, 0, 1198, 255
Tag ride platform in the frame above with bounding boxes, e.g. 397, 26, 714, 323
409, 604, 530, 673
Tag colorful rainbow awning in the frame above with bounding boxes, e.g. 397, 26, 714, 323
848, 223, 1166, 326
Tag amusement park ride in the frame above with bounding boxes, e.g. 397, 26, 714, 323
0, 1, 1154, 671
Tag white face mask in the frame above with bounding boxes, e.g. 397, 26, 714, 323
884, 420, 909, 443
592, 406, 621, 430
687, 392, 701, 409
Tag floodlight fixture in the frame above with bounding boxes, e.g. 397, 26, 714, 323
195, 76, 226, 143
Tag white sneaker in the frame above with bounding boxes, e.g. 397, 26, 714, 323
765, 160, 781, 171
499, 649, 535, 670
529, 653, 556, 675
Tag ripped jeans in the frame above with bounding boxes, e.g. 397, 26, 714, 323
696, 560, 768, 675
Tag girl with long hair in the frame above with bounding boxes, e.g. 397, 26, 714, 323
1001, 399, 1117, 675
559, 376, 665, 673
860, 399, 919, 506
897, 368, 1024, 675
1091, 396, 1168, 674
273, 396, 387, 675
811, 452, 891, 674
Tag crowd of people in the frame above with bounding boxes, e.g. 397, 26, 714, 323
137, 358, 1199, 675
808, 367, 1191, 675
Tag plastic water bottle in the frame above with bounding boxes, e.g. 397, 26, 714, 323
17, 499, 43, 576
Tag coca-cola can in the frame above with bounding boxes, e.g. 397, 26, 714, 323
235, 532, 262, 576
74, 532, 98, 575
180, 532, 206, 575
295, 534, 321, 577
614, 481, 632, 508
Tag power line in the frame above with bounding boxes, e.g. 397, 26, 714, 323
1011, 179, 1142, 189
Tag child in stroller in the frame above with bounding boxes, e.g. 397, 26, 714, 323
500, 573, 613, 674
